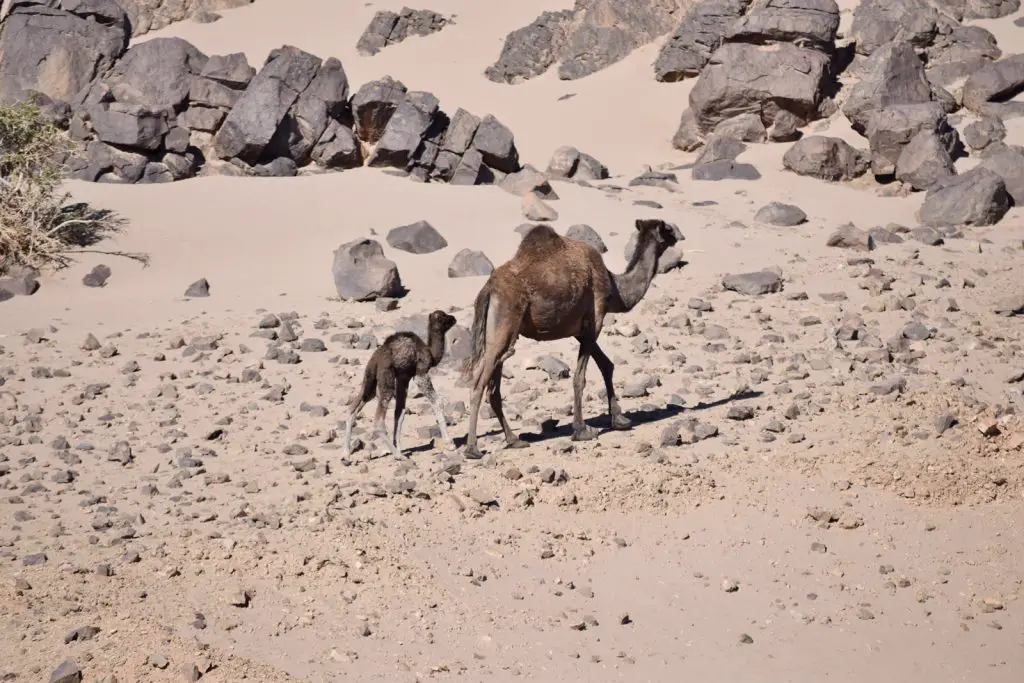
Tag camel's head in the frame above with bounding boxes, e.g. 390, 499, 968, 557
635, 218, 683, 254
428, 309, 457, 335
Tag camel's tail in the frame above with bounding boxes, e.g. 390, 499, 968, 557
461, 282, 491, 383
349, 353, 378, 407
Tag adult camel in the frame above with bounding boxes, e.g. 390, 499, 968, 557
461, 218, 682, 457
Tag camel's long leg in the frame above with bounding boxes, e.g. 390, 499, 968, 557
392, 377, 409, 457
416, 374, 455, 452
571, 336, 599, 441
488, 362, 525, 448
465, 298, 522, 458
591, 341, 631, 430
344, 363, 379, 456
372, 368, 401, 457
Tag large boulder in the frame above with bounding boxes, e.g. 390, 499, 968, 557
865, 103, 959, 176
268, 57, 351, 165
918, 167, 1010, 227
724, 0, 839, 50
484, 10, 575, 84
978, 142, 1024, 204
368, 90, 440, 169
87, 102, 169, 150
211, 45, 322, 164
100, 37, 208, 111
486, 0, 682, 83
386, 220, 448, 254
782, 136, 868, 181
961, 54, 1024, 113
351, 75, 407, 144
0, 0, 130, 105
849, 0, 938, 56
842, 42, 933, 133
332, 238, 403, 301
654, 0, 749, 82
925, 24, 1001, 87
931, 0, 1020, 20
356, 7, 449, 56
689, 42, 830, 134
894, 130, 956, 191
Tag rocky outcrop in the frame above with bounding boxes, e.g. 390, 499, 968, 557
11, 23, 526, 185
685, 0, 840, 136
486, 0, 684, 83
654, 0, 750, 82
0, 0, 130, 106
117, 0, 254, 36
356, 7, 450, 56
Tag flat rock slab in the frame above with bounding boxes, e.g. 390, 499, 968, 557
386, 221, 448, 254
722, 270, 783, 295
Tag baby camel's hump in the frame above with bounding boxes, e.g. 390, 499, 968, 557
382, 332, 430, 376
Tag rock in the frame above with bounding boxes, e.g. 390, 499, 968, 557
212, 45, 322, 164
962, 54, 1024, 113
925, 23, 1002, 87
689, 42, 831, 135
895, 130, 956, 191
351, 75, 408, 146
692, 159, 761, 180
0, 1, 129, 105
978, 142, 1024, 204
827, 224, 874, 251
356, 7, 449, 56
484, 10, 575, 84
447, 148, 486, 186
471, 114, 519, 174
918, 166, 1010, 227
565, 224, 607, 253
653, 0, 748, 82
672, 108, 704, 151
755, 202, 807, 226
0, 268, 40, 297
994, 294, 1024, 316
311, 120, 362, 169
184, 278, 210, 297
448, 249, 493, 278
713, 113, 767, 143
850, 0, 939, 57
367, 90, 440, 169
725, 0, 841, 50
695, 135, 746, 165
49, 660, 81, 683
722, 270, 783, 295
782, 136, 868, 181
82, 265, 112, 287
546, 146, 609, 181
842, 42, 933, 134
386, 221, 448, 254
768, 109, 802, 142
500, 165, 557, 198
332, 239, 402, 301
522, 192, 558, 221
963, 116, 1006, 150
88, 103, 169, 151
865, 103, 959, 177
277, 57, 352, 165
102, 37, 208, 111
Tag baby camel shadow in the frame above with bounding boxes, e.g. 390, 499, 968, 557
460, 389, 764, 448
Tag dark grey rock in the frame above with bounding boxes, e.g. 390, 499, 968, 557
850, 0, 939, 57
103, 37, 208, 111
782, 136, 868, 181
725, 0, 840, 50
827, 223, 874, 251
565, 224, 607, 253
962, 54, 1024, 113
654, 0, 749, 82
471, 114, 519, 174
88, 102, 169, 151
963, 116, 1006, 150
82, 265, 112, 287
368, 90, 439, 169
919, 166, 1011, 227
546, 145, 608, 180
895, 130, 956, 191
755, 202, 807, 226
351, 75, 408, 145
672, 108, 704, 151
311, 120, 362, 169
386, 220, 448, 254
842, 42, 933, 134
49, 659, 81, 683
448, 249, 493, 277
722, 270, 783, 295
692, 159, 761, 180
484, 10, 575, 84
184, 278, 210, 297
212, 45, 322, 164
356, 7, 450, 56
866, 103, 959, 177
978, 141, 1024, 204
332, 239, 402, 300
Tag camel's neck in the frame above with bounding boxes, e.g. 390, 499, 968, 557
427, 327, 447, 366
608, 235, 660, 313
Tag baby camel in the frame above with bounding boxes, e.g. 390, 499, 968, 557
462, 219, 682, 457
344, 310, 457, 459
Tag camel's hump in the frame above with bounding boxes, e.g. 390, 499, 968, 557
515, 224, 566, 255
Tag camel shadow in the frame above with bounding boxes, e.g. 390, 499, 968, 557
455, 389, 764, 448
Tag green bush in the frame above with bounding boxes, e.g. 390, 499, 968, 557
0, 98, 132, 274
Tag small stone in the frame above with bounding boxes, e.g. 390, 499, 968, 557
49, 660, 81, 683
184, 278, 210, 297
82, 265, 112, 287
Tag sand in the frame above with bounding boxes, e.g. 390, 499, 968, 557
2, 1, 1024, 682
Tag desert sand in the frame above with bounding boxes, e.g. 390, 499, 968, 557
2, 1, 1024, 682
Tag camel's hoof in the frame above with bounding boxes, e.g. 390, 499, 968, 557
610, 414, 633, 431
441, 442, 458, 453
571, 426, 599, 442
463, 445, 485, 460
505, 438, 529, 450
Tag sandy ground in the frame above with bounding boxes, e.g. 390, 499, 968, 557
3, 1, 1024, 682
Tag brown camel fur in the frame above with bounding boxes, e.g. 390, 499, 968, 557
344, 310, 457, 459
461, 218, 682, 457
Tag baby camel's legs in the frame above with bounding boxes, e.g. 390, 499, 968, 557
344, 359, 378, 457
392, 377, 409, 457
372, 370, 402, 458
416, 374, 455, 452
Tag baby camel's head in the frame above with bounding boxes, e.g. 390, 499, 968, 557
428, 309, 457, 336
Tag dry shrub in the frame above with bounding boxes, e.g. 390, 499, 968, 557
0, 98, 143, 274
